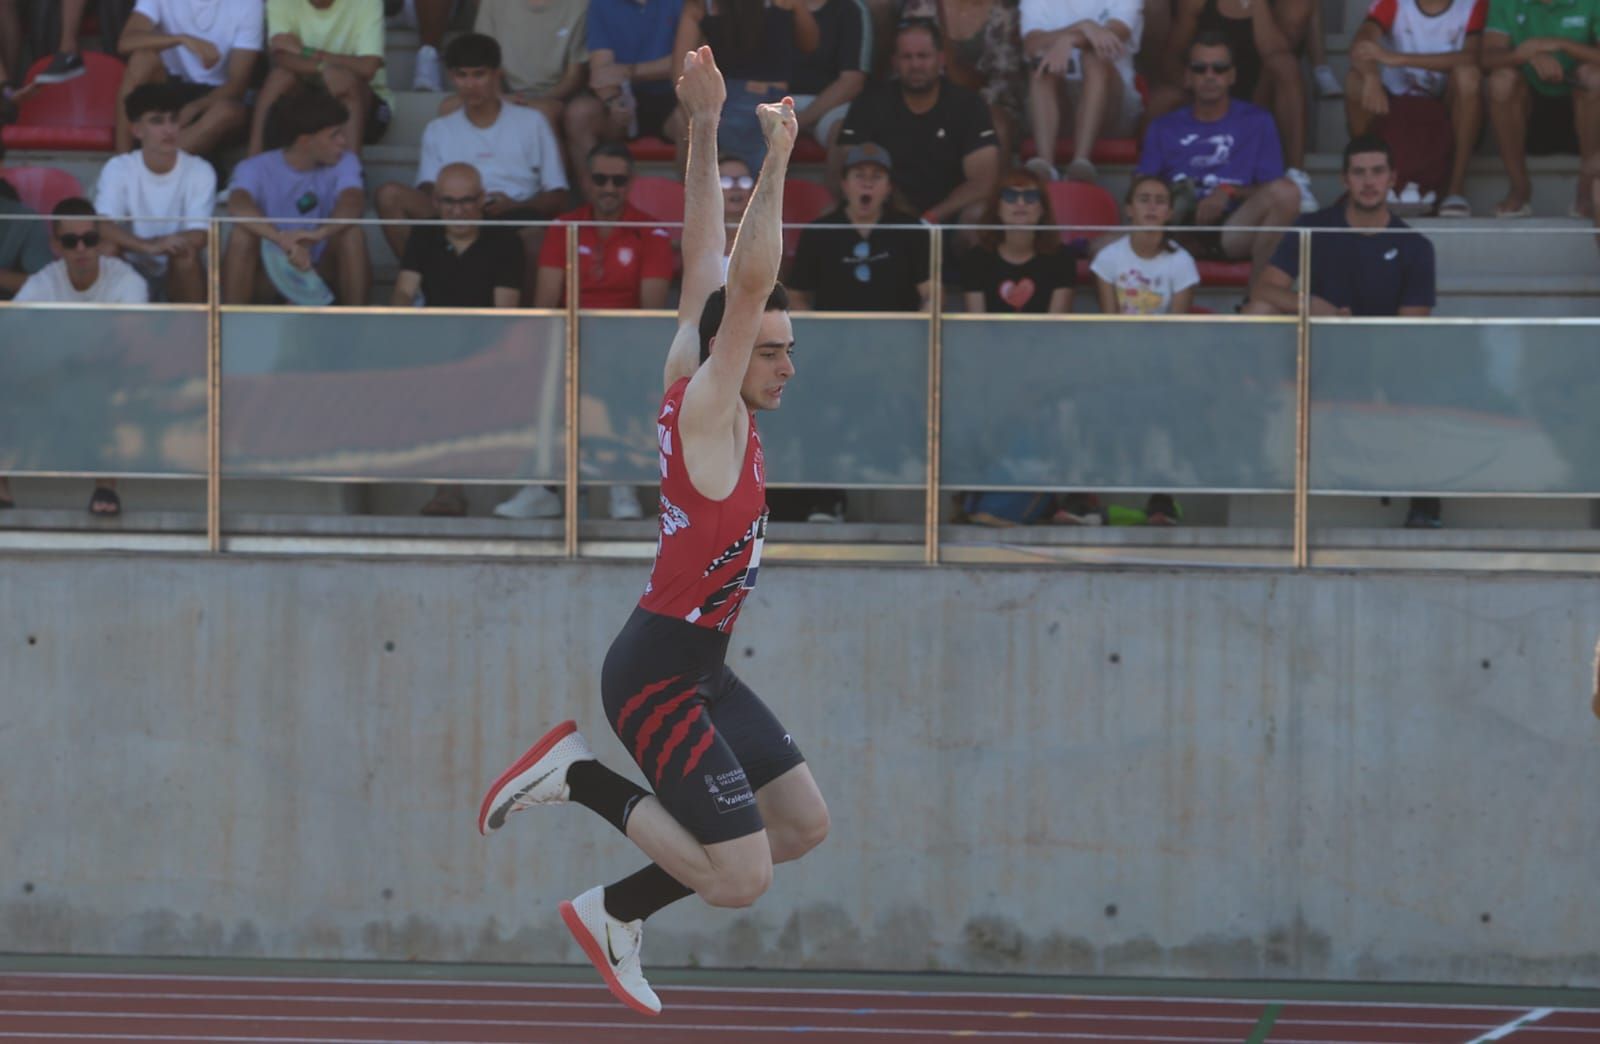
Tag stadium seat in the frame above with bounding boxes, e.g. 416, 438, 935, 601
0, 165, 86, 215
1, 51, 124, 151
628, 175, 686, 231
627, 134, 828, 165
1045, 181, 1120, 245
781, 178, 835, 259
1196, 260, 1251, 287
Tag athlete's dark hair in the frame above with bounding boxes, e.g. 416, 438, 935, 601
698, 283, 790, 363
1188, 31, 1235, 66
446, 32, 502, 71
1342, 134, 1394, 172
124, 81, 189, 123
275, 87, 349, 143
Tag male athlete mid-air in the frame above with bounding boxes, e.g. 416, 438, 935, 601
477, 48, 830, 1015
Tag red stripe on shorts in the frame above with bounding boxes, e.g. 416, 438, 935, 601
616, 674, 684, 734
632, 686, 699, 766
652, 705, 707, 786
680, 723, 718, 779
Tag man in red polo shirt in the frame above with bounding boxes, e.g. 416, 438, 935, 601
534, 142, 674, 308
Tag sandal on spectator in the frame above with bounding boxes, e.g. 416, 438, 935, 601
1023, 156, 1059, 182
1493, 200, 1533, 219
88, 487, 121, 517
1064, 158, 1097, 183
1437, 195, 1470, 218
420, 489, 468, 516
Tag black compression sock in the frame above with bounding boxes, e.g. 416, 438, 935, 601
566, 759, 648, 835
604, 863, 695, 923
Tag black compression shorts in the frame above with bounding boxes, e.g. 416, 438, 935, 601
601, 607, 806, 845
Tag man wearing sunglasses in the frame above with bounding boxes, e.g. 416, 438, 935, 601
1135, 32, 1302, 278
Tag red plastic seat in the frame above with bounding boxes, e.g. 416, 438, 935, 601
1045, 180, 1120, 245
1196, 260, 1252, 287
1, 51, 124, 151
781, 177, 835, 259
0, 165, 86, 215
627, 175, 686, 231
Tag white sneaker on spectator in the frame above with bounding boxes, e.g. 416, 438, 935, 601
1023, 156, 1059, 182
1313, 65, 1343, 98
413, 44, 444, 92
494, 485, 561, 519
1286, 168, 1318, 213
560, 886, 662, 1016
607, 485, 643, 519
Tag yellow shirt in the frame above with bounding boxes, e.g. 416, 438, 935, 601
475, 0, 589, 96
267, 0, 391, 104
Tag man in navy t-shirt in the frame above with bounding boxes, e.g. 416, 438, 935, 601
565, 0, 685, 164
1135, 32, 1302, 279
1244, 134, 1442, 528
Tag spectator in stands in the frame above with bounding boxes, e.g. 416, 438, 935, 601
1159, 0, 1316, 212
1091, 173, 1200, 314
0, 173, 52, 300
790, 142, 931, 309
33, 0, 91, 83
408, 0, 451, 91
1483, 0, 1600, 218
564, 0, 684, 168
456, 0, 587, 142
115, 0, 264, 155
1273, 0, 1342, 98
1345, 0, 1485, 217
901, 0, 1027, 160
250, 0, 392, 157
374, 33, 569, 301
534, 142, 673, 309
1020, 0, 1144, 184
94, 81, 215, 303
790, 0, 872, 153
962, 167, 1074, 312
1136, 33, 1301, 279
222, 88, 370, 306
0, 2, 17, 93
2, 197, 148, 516
719, 153, 753, 268
670, 0, 820, 171
1242, 136, 1438, 525
835, 17, 999, 226
391, 161, 524, 517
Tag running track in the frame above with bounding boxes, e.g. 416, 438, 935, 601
4, 972, 1600, 1043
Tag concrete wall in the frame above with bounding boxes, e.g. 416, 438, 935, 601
2, 553, 1598, 985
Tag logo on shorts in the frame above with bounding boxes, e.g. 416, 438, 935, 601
707, 767, 754, 813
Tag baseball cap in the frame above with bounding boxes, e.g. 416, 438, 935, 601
843, 143, 892, 174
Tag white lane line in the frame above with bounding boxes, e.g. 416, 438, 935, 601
0, 1027, 1257, 1042
3, 974, 1596, 1014
1465, 1008, 1556, 1042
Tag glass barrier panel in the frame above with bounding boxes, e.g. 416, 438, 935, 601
0, 305, 207, 475
579, 313, 928, 487
1310, 319, 1600, 495
941, 318, 1297, 492
220, 310, 566, 482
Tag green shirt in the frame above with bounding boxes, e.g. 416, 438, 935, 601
267, 0, 391, 105
0, 196, 53, 298
1486, 0, 1600, 96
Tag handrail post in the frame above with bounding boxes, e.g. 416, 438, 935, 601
207, 219, 222, 553
564, 221, 580, 559
924, 225, 943, 565
1293, 227, 1311, 569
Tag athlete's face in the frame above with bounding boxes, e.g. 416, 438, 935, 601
740, 309, 796, 411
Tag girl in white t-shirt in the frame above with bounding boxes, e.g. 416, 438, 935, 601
1091, 174, 1201, 316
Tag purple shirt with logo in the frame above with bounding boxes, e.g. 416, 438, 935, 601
1135, 100, 1284, 194
229, 149, 364, 235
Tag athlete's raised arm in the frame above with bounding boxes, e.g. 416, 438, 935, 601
664, 47, 728, 391
680, 99, 796, 430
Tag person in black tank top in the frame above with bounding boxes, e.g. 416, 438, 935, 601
476, 48, 828, 1019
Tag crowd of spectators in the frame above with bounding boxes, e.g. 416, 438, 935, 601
0, 0, 1587, 529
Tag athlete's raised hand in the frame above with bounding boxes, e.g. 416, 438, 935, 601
756, 97, 798, 155
676, 46, 726, 121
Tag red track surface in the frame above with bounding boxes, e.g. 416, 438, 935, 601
4, 972, 1600, 1043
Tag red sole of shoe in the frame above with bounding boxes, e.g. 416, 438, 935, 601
476, 719, 577, 835
559, 900, 661, 1017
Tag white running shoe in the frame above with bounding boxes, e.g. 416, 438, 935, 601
608, 485, 643, 520
1313, 64, 1343, 98
477, 720, 595, 834
1286, 167, 1319, 214
413, 44, 444, 92
493, 484, 561, 519
560, 886, 662, 1016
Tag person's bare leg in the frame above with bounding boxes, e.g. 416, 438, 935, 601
221, 225, 262, 305
1273, 0, 1313, 52
1345, 67, 1376, 136
753, 764, 829, 865
167, 250, 206, 303
1572, 65, 1600, 216
1487, 69, 1532, 213
325, 223, 371, 306
1220, 177, 1300, 277
415, 0, 452, 49
374, 182, 435, 260
1446, 65, 1482, 200
1029, 71, 1062, 172
0, 0, 21, 78
248, 67, 298, 155
1071, 53, 1119, 167
116, 51, 166, 152
180, 98, 248, 156
57, 0, 87, 54
565, 93, 606, 169
322, 66, 372, 155
1263, 51, 1308, 169
617, 800, 774, 906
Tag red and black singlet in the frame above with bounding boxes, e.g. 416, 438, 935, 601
638, 377, 768, 633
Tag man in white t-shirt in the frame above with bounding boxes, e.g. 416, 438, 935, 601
115, 0, 265, 155
1020, 0, 1144, 184
374, 33, 570, 302
95, 82, 217, 303
4, 198, 149, 518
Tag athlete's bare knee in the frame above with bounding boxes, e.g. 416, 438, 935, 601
700, 859, 772, 909
772, 805, 829, 863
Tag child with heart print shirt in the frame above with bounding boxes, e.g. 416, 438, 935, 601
961, 168, 1076, 314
